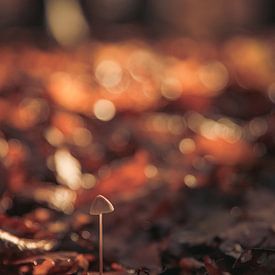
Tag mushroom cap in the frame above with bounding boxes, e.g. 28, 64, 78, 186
90, 195, 114, 215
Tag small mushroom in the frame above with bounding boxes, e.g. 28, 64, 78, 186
90, 195, 114, 215
90, 195, 114, 275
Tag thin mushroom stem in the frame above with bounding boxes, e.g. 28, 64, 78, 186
99, 213, 103, 275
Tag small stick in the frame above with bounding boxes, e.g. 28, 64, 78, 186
90, 195, 114, 274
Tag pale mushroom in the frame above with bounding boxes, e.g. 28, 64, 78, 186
90, 195, 114, 275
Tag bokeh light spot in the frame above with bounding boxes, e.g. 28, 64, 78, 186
95, 60, 123, 89
179, 138, 196, 154
93, 99, 116, 121
184, 174, 197, 188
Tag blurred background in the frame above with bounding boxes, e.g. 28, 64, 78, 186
0, 0, 275, 43
1, 0, 275, 274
